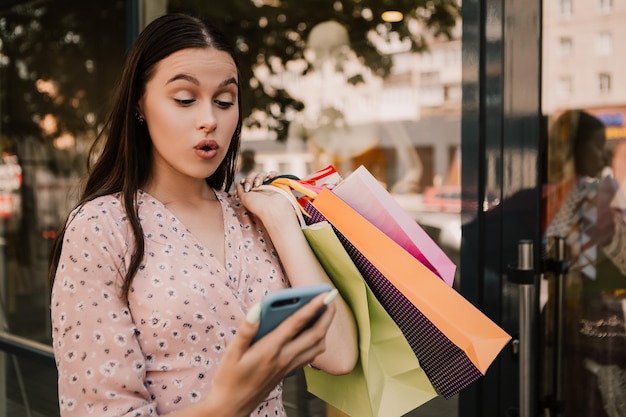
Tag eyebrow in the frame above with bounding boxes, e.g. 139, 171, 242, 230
166, 74, 199, 86
165, 74, 238, 88
220, 77, 238, 88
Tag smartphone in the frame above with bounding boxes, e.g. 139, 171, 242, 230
251, 283, 332, 344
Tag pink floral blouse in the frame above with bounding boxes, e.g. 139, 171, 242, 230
51, 190, 289, 416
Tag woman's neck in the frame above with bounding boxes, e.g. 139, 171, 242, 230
143, 177, 216, 206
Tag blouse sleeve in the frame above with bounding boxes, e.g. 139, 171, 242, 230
50, 199, 159, 417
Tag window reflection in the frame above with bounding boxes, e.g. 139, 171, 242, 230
542, 1, 626, 416
0, 0, 465, 415
165, 1, 463, 266
0, 0, 126, 341
0, 0, 127, 414
164, 2, 462, 416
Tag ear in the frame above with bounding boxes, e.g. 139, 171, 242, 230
136, 97, 145, 118
135, 99, 146, 124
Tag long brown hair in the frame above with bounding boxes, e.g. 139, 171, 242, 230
48, 14, 243, 301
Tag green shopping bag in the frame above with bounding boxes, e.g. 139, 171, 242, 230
258, 179, 438, 417
302, 223, 438, 417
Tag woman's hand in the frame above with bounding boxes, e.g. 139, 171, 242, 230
236, 171, 298, 223
202, 291, 337, 416
238, 171, 277, 194
235, 170, 358, 378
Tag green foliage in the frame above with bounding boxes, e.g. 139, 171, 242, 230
168, 0, 460, 140
0, 0, 126, 173
0, 0, 459, 159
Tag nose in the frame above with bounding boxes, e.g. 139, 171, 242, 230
197, 102, 217, 133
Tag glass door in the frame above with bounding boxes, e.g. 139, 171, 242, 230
541, 1, 626, 416
161, 1, 464, 415
0, 1, 128, 415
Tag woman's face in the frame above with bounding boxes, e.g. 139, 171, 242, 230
138, 47, 239, 184
575, 127, 607, 178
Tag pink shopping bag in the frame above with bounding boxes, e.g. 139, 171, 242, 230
332, 165, 456, 286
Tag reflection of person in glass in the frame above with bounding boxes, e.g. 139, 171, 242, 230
48, 14, 357, 417
544, 110, 626, 417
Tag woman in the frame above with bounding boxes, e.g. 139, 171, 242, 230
543, 110, 626, 417
48, 13, 357, 417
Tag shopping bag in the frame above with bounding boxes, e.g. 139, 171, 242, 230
332, 165, 456, 286
309, 189, 512, 398
303, 224, 438, 417
258, 181, 439, 417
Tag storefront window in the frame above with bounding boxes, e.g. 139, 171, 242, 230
0, 0, 128, 415
0, 0, 466, 415
541, 1, 626, 416
160, 1, 463, 415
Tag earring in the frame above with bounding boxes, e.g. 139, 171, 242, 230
136, 112, 145, 124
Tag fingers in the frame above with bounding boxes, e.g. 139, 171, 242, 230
237, 290, 336, 372
210, 290, 337, 415
262, 291, 337, 367
239, 171, 278, 192
283, 302, 337, 372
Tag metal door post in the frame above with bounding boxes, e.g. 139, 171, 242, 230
508, 240, 537, 417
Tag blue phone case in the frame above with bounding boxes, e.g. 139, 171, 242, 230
251, 283, 332, 344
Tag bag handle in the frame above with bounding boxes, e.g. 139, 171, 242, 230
255, 184, 307, 228
269, 177, 319, 207
255, 166, 341, 227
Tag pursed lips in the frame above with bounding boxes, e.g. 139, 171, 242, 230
194, 139, 219, 159
194, 139, 218, 151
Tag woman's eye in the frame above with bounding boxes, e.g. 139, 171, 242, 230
214, 100, 235, 109
174, 98, 195, 106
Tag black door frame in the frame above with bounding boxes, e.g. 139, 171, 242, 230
460, 0, 543, 416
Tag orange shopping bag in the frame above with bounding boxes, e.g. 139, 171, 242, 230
258, 181, 439, 417
310, 188, 511, 398
332, 165, 456, 286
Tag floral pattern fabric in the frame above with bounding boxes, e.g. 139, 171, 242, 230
51, 190, 288, 417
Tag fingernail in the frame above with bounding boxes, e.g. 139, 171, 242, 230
246, 303, 261, 324
244, 183, 251, 192
323, 289, 339, 305
240, 177, 246, 184
253, 178, 261, 188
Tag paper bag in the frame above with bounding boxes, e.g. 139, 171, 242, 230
310, 189, 511, 398
259, 180, 438, 416
332, 165, 456, 286
303, 223, 438, 417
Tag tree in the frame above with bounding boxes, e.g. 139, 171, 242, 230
0, 0, 460, 161
0, 2, 127, 294
168, 0, 460, 140
0, 0, 127, 175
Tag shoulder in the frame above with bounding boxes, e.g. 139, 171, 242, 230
216, 190, 247, 216
216, 190, 266, 231
64, 193, 128, 235
74, 193, 125, 216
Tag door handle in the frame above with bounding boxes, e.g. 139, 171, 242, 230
508, 240, 537, 417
